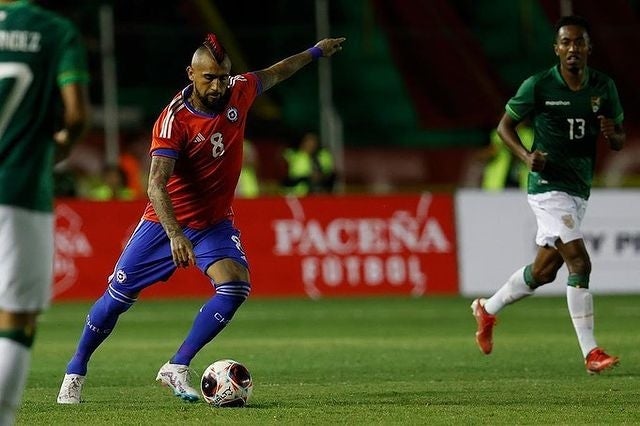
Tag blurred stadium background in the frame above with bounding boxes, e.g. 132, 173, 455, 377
44, 0, 640, 195
39, 0, 640, 302
14, 3, 640, 422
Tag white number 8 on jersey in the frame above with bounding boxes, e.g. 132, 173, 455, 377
210, 132, 225, 158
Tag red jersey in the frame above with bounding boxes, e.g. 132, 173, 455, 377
142, 72, 261, 229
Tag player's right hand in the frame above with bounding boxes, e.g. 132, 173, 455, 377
527, 150, 547, 172
170, 234, 196, 268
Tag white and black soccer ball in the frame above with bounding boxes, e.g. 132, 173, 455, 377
200, 359, 253, 407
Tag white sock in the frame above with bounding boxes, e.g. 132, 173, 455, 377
484, 266, 534, 315
567, 286, 597, 358
0, 338, 30, 426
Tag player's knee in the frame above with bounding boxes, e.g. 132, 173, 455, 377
0, 311, 38, 329
530, 265, 557, 286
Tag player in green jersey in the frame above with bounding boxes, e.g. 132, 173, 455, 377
471, 15, 625, 374
0, 1, 90, 422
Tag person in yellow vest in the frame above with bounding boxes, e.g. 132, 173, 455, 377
482, 123, 534, 191
87, 164, 135, 201
236, 139, 260, 198
282, 132, 336, 196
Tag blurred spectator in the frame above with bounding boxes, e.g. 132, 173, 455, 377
464, 123, 533, 190
53, 169, 79, 198
282, 132, 336, 196
235, 139, 260, 198
119, 150, 144, 199
120, 129, 154, 198
86, 164, 135, 201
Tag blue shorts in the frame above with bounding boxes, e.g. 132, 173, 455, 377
107, 219, 248, 294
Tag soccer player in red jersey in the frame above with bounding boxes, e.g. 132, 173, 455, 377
57, 34, 346, 403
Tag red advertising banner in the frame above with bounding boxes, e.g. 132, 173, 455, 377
53, 194, 458, 301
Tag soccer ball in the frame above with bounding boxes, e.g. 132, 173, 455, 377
200, 359, 253, 407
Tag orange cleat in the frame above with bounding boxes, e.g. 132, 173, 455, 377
471, 298, 497, 355
585, 347, 619, 375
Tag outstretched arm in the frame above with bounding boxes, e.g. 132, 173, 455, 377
254, 37, 346, 92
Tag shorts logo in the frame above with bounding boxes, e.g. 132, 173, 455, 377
562, 214, 575, 229
226, 107, 239, 122
116, 269, 127, 283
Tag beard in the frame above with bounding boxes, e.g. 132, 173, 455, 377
195, 87, 230, 114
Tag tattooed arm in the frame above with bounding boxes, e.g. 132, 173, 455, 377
254, 37, 346, 92
147, 155, 195, 267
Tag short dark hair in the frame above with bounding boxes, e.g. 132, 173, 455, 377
554, 15, 591, 37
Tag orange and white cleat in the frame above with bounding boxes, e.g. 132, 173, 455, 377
585, 347, 619, 375
471, 298, 497, 355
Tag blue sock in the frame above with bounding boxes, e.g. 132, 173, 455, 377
170, 281, 250, 366
66, 285, 136, 375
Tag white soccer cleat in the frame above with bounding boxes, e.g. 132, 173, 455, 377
57, 373, 85, 404
156, 361, 200, 402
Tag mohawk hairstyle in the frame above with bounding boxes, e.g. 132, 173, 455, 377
203, 33, 227, 63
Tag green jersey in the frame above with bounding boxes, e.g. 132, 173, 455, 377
505, 65, 624, 199
0, 0, 88, 212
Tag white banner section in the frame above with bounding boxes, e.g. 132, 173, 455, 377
456, 189, 640, 296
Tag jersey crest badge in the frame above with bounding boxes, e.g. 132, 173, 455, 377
562, 214, 575, 230
591, 96, 601, 113
226, 107, 239, 122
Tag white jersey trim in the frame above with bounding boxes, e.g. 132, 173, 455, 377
160, 99, 185, 139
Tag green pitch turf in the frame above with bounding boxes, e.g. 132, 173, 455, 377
17, 295, 640, 425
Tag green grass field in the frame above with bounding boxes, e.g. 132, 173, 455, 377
17, 295, 640, 425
